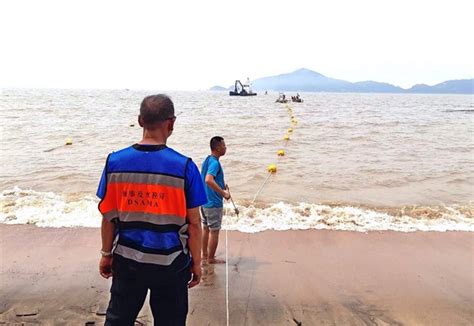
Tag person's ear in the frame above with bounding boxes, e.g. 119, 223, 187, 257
138, 115, 144, 127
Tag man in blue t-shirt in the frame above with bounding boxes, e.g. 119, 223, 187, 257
200, 136, 230, 264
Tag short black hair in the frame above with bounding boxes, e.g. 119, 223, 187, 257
139, 94, 174, 129
210, 136, 224, 151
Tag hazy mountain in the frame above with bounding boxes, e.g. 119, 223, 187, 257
252, 68, 353, 92
406, 79, 474, 94
209, 85, 227, 91
248, 68, 473, 94
406, 84, 432, 93
352, 81, 404, 93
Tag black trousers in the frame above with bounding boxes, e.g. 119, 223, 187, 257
105, 257, 191, 326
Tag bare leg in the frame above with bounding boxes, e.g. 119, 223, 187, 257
208, 230, 225, 264
202, 225, 209, 260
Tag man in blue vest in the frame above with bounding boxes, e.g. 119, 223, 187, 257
200, 136, 230, 264
97, 94, 207, 325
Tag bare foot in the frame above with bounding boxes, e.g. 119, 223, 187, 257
208, 258, 226, 264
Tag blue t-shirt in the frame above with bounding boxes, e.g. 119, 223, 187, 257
201, 155, 225, 208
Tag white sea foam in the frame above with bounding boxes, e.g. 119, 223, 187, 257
221, 202, 474, 233
0, 187, 101, 228
1, 188, 472, 232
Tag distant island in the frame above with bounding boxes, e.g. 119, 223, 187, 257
209, 85, 227, 91
210, 68, 473, 94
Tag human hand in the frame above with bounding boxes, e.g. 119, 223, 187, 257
223, 190, 231, 200
188, 263, 202, 288
99, 256, 113, 279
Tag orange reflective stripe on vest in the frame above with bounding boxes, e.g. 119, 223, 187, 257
99, 182, 186, 219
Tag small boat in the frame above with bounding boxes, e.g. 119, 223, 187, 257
276, 93, 288, 103
291, 94, 303, 102
229, 79, 257, 96
291, 97, 303, 103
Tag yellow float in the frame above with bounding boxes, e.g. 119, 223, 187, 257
267, 164, 277, 173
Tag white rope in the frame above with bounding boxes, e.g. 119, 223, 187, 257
224, 205, 230, 326
251, 172, 272, 204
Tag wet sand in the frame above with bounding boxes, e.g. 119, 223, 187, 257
0, 224, 472, 325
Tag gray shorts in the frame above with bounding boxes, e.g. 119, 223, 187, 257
201, 207, 223, 231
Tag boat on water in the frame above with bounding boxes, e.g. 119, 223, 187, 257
276, 93, 288, 103
291, 93, 303, 102
229, 78, 257, 96
291, 96, 303, 103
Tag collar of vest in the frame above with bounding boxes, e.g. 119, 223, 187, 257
133, 144, 168, 152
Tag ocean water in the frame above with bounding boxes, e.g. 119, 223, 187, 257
0, 88, 473, 232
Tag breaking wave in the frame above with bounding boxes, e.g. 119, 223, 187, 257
1, 187, 473, 232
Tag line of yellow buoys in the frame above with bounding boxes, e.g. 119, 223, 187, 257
252, 103, 298, 203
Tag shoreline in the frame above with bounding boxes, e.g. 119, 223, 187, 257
1, 224, 473, 325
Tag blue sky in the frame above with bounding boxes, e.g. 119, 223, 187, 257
1, 0, 473, 90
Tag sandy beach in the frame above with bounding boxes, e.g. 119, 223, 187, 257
0, 224, 472, 325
